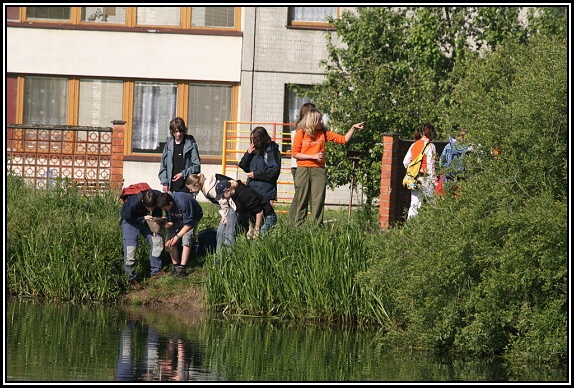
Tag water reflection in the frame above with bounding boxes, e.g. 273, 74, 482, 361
115, 321, 213, 381
6, 298, 567, 382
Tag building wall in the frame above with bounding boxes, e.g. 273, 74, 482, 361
241, 7, 359, 206
6, 27, 242, 81
7, 6, 361, 206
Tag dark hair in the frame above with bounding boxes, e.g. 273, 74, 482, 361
169, 117, 187, 135
156, 192, 174, 208
250, 126, 272, 154
141, 190, 158, 208
421, 123, 435, 140
413, 128, 422, 140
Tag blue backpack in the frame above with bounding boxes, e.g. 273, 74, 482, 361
441, 136, 468, 182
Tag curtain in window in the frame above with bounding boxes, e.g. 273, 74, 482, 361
187, 84, 231, 156
26, 7, 71, 21
132, 82, 177, 152
78, 79, 123, 126
191, 7, 235, 28
136, 7, 180, 26
292, 7, 335, 22
287, 89, 312, 124
81, 7, 126, 23
23, 77, 68, 125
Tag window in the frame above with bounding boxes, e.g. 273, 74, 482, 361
9, 76, 235, 159
12, 7, 239, 31
23, 77, 68, 125
81, 7, 126, 24
136, 7, 180, 26
78, 79, 123, 126
288, 7, 337, 27
187, 84, 232, 155
286, 87, 313, 125
25, 7, 71, 21
131, 82, 178, 154
284, 85, 331, 152
284, 85, 312, 153
192, 7, 235, 28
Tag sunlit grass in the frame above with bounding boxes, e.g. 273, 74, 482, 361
205, 216, 378, 324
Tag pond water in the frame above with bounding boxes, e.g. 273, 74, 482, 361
5, 298, 567, 382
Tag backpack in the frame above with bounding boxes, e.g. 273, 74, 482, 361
442, 136, 468, 182
196, 228, 217, 256
119, 182, 152, 201
402, 142, 431, 190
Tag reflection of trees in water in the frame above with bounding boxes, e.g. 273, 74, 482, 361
115, 320, 211, 382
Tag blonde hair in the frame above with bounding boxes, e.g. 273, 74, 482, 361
300, 109, 323, 138
229, 179, 239, 193
185, 174, 204, 190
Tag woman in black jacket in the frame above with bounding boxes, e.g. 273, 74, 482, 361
214, 179, 277, 240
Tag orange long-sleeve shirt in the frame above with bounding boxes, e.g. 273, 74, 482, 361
291, 128, 346, 168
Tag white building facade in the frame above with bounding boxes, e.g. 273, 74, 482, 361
6, 6, 358, 205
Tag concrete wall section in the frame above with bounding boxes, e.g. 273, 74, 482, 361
7, 28, 242, 81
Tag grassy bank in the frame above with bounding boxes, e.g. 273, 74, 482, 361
7, 166, 567, 367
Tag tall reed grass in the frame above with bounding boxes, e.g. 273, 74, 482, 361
7, 174, 126, 303
206, 218, 376, 324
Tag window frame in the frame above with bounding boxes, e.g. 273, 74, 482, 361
283, 84, 314, 153
287, 7, 339, 29
8, 75, 238, 161
11, 6, 241, 32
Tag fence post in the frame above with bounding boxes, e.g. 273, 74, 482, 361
379, 133, 400, 229
111, 120, 126, 190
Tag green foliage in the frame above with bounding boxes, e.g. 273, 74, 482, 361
355, 35, 567, 366
446, 36, 567, 201
299, 6, 560, 203
526, 7, 568, 40
7, 175, 223, 303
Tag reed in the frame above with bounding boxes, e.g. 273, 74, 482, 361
7, 174, 126, 303
206, 218, 373, 324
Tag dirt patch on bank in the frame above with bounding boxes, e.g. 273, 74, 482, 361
123, 278, 208, 313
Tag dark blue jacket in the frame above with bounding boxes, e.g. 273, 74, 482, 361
120, 189, 163, 225
238, 141, 281, 201
167, 191, 203, 228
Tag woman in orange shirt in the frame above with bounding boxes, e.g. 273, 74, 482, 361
289, 109, 364, 225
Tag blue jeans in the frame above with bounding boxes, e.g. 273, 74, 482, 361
261, 210, 277, 234
216, 206, 238, 253
121, 220, 163, 280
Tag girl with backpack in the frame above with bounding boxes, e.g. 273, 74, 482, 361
185, 173, 241, 254
402, 123, 438, 220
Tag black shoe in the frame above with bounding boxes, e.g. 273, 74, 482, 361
129, 279, 142, 290
151, 270, 167, 280
175, 265, 188, 278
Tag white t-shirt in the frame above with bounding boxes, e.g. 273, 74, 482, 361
290, 129, 298, 169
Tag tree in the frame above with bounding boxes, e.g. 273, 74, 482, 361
297, 7, 554, 204
356, 35, 567, 364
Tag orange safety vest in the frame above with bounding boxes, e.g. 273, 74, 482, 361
411, 140, 429, 173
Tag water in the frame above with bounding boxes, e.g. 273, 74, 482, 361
5, 298, 568, 382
